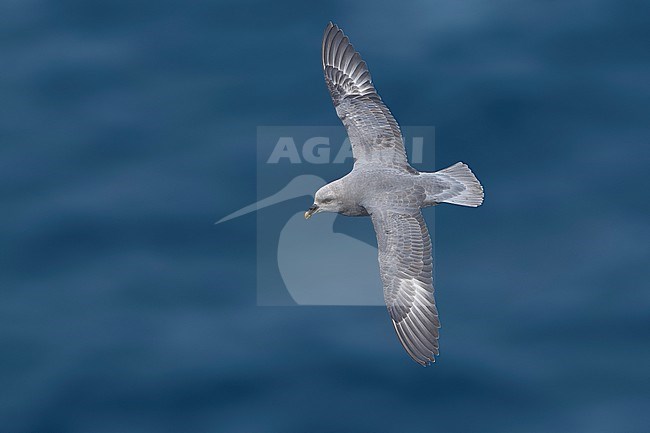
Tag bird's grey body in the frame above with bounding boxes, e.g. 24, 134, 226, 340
306, 23, 484, 366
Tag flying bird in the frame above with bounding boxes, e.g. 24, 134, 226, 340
305, 22, 484, 365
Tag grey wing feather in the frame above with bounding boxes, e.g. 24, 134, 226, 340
370, 208, 440, 366
322, 22, 410, 170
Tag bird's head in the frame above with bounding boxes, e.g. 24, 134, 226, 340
305, 184, 343, 219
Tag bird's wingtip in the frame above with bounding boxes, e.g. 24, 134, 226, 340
325, 21, 340, 32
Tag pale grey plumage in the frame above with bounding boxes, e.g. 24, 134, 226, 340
310, 22, 484, 366
322, 22, 411, 171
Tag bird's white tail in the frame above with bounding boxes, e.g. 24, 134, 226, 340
427, 162, 484, 207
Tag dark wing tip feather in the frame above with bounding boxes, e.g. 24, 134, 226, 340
322, 22, 376, 103
393, 318, 438, 366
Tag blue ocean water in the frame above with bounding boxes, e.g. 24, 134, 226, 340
1, 0, 649, 432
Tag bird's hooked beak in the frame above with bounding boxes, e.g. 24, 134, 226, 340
304, 204, 319, 219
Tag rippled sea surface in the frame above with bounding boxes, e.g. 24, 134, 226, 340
1, 0, 649, 432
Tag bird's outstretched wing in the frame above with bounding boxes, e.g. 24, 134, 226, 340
370, 207, 440, 365
322, 22, 411, 170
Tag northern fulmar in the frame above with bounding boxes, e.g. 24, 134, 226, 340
305, 22, 484, 365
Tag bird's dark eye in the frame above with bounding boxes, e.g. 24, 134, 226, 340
321, 197, 333, 204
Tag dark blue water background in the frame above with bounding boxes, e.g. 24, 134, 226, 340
1, 0, 649, 431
